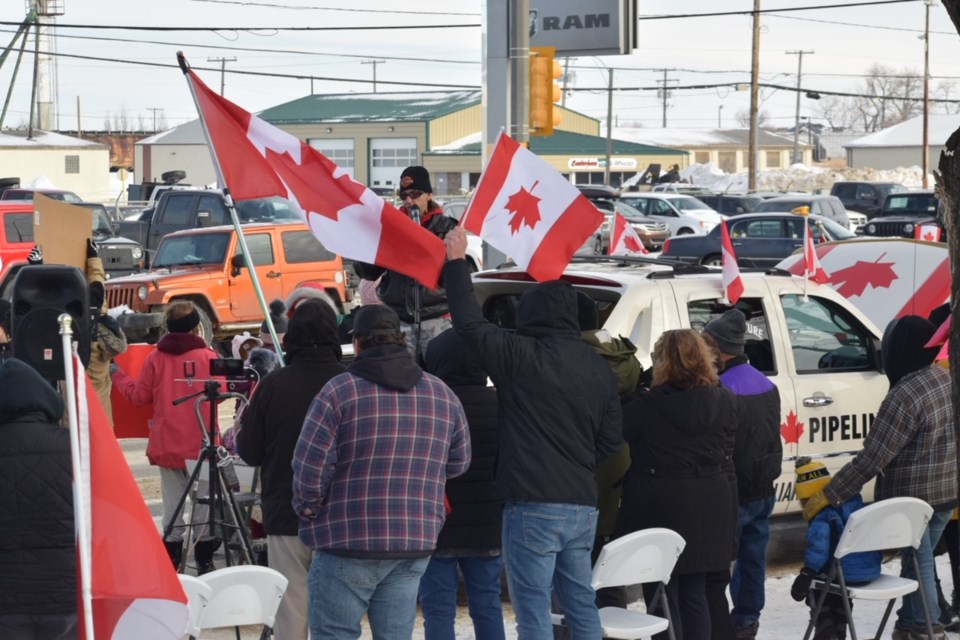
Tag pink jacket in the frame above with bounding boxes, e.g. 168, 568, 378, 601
113, 333, 223, 469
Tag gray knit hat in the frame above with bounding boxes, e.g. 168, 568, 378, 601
703, 309, 747, 356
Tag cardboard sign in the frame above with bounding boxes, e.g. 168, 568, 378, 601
776, 238, 950, 332
33, 193, 92, 270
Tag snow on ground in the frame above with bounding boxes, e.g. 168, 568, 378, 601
677, 162, 932, 195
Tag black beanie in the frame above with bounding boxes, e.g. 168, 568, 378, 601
703, 309, 747, 356
882, 315, 938, 387
399, 166, 432, 193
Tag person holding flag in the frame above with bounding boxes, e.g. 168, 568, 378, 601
355, 166, 458, 361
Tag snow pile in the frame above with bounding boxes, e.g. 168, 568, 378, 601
680, 163, 932, 194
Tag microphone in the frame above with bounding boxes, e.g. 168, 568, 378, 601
408, 204, 421, 223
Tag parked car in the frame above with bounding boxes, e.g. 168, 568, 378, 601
74, 202, 146, 278
752, 194, 854, 229
0, 187, 83, 203
588, 199, 670, 252
618, 192, 723, 236
856, 190, 943, 239
435, 200, 488, 271
661, 213, 854, 267
649, 183, 713, 196
829, 181, 907, 219
696, 193, 764, 215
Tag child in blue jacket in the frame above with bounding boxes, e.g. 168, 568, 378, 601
791, 458, 881, 640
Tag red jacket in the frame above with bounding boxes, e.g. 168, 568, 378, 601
113, 333, 222, 469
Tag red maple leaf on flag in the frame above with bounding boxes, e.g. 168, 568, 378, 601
923, 230, 937, 241
781, 410, 804, 444
827, 255, 898, 298
506, 181, 542, 234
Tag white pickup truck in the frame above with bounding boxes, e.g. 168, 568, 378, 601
470, 256, 888, 517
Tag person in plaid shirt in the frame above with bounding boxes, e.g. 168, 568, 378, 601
803, 315, 957, 640
292, 304, 471, 640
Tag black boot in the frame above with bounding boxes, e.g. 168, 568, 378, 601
164, 539, 183, 571
194, 539, 217, 576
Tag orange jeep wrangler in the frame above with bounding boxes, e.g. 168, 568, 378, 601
105, 222, 346, 346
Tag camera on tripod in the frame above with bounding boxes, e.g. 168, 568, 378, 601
209, 358, 258, 382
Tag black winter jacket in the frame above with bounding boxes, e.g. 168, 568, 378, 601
444, 259, 623, 506
238, 347, 344, 535
355, 208, 458, 322
424, 328, 501, 551
719, 356, 783, 503
0, 359, 75, 616
617, 384, 739, 575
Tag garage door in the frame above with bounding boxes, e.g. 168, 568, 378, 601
370, 138, 417, 190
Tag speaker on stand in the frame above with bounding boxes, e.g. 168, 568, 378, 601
12, 265, 91, 380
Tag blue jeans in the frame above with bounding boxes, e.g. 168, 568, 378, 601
502, 502, 600, 640
730, 495, 776, 631
419, 555, 506, 640
898, 508, 951, 629
307, 550, 429, 640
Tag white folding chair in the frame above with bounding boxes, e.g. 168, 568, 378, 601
802, 496, 935, 640
553, 528, 686, 640
198, 565, 289, 640
178, 574, 213, 640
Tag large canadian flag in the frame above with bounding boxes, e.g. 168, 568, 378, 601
461, 131, 604, 281
72, 355, 188, 639
609, 212, 648, 256
183, 58, 445, 288
720, 220, 744, 305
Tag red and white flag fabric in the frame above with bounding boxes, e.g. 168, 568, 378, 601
915, 223, 942, 242
460, 131, 604, 281
72, 355, 189, 639
804, 225, 830, 284
609, 212, 648, 256
183, 57, 445, 288
720, 220, 744, 305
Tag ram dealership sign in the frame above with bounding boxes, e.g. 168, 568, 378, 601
529, 0, 637, 56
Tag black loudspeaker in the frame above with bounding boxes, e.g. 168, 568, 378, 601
12, 265, 91, 380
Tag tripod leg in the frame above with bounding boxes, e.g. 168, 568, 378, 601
216, 465, 255, 565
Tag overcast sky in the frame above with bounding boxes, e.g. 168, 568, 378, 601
0, 0, 958, 134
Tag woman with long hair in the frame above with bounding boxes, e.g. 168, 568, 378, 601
616, 329, 739, 640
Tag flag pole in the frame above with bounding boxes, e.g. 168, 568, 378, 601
60, 314, 95, 640
803, 215, 810, 300
177, 51, 285, 365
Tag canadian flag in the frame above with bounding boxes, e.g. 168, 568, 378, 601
183, 58, 445, 288
72, 355, 189, 639
720, 219, 744, 305
915, 223, 942, 242
609, 212, 648, 256
461, 131, 604, 281
805, 224, 830, 284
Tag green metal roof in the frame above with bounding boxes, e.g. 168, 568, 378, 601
424, 129, 687, 156
258, 91, 481, 124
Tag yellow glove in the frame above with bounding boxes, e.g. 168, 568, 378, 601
802, 490, 831, 522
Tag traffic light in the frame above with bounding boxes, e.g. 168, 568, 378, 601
529, 46, 562, 137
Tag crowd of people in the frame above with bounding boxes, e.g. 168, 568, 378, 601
0, 164, 958, 640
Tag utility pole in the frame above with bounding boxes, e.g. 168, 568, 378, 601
147, 107, 163, 132
362, 59, 386, 93
561, 57, 570, 107
787, 49, 814, 165
656, 69, 676, 127
718, 104, 724, 128
922, 0, 932, 188
605, 68, 614, 186
748, 0, 761, 190
207, 56, 236, 96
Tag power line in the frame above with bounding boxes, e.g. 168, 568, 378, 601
767, 13, 958, 35
0, 20, 480, 32
189, 0, 481, 15
637, 0, 921, 20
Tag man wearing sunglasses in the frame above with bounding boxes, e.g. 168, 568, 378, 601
355, 165, 458, 362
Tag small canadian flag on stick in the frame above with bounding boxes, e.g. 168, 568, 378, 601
609, 212, 648, 256
720, 219, 744, 305
915, 223, 942, 242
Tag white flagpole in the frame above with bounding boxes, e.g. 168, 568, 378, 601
803, 215, 810, 300
176, 51, 285, 365
60, 314, 95, 640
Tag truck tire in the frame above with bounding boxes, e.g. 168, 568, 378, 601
161, 170, 186, 184
194, 305, 214, 345
700, 254, 722, 266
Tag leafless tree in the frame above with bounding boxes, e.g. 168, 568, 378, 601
736, 109, 769, 128
136, 113, 146, 131
814, 95, 858, 131
103, 112, 112, 132
155, 109, 168, 132
115, 106, 130, 132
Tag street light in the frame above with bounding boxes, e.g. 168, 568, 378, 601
718, 104, 724, 129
